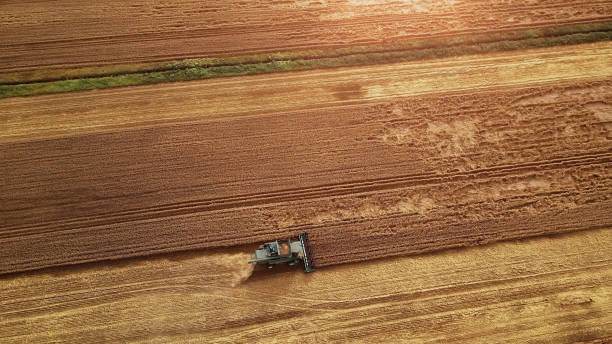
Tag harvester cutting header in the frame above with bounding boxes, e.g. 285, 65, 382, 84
248, 232, 315, 272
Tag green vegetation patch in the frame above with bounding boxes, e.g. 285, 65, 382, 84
1, 22, 611, 99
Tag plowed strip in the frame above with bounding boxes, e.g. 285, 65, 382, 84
1, 0, 612, 72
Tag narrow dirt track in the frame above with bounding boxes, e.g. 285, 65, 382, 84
1, 0, 612, 72
1, 229, 610, 343
1, 43, 610, 274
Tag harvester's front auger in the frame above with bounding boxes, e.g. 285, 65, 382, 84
298, 232, 315, 273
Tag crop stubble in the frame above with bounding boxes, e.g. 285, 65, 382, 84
0, 229, 610, 343
1, 43, 611, 274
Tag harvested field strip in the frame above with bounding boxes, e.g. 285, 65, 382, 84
2, 42, 611, 140
1, 24, 612, 98
1, 229, 610, 343
1, 73, 610, 273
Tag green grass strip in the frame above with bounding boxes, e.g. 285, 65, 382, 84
1, 24, 611, 99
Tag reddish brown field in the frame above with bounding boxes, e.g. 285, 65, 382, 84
1, 1, 611, 343
1, 0, 612, 71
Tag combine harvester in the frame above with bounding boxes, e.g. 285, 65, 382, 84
248, 232, 315, 272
